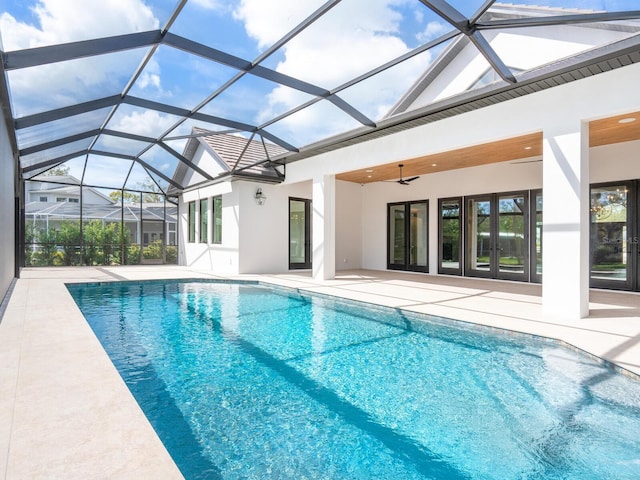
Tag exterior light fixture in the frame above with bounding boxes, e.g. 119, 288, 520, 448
255, 187, 267, 206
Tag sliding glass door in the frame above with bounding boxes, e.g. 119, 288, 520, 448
388, 201, 428, 272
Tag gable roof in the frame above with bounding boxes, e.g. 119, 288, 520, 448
172, 128, 286, 190
387, 2, 640, 117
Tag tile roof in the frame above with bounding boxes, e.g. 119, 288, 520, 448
195, 127, 287, 175
172, 128, 285, 188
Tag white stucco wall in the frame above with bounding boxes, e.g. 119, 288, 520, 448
180, 182, 239, 275
179, 177, 364, 274
0, 116, 16, 302
236, 181, 311, 274
335, 180, 363, 270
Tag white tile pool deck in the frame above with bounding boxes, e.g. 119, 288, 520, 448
1, 266, 640, 479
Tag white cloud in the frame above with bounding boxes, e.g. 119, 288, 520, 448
233, 0, 327, 50
1, 0, 159, 116
138, 72, 161, 90
234, 0, 431, 145
1, 0, 158, 50
417, 20, 450, 43
189, 0, 227, 11
108, 109, 177, 138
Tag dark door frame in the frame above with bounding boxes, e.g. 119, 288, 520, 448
289, 197, 312, 270
589, 180, 638, 291
438, 196, 463, 276
387, 200, 429, 273
465, 191, 530, 282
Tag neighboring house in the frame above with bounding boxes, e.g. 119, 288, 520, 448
25, 175, 112, 205
175, 3, 640, 320
25, 175, 177, 250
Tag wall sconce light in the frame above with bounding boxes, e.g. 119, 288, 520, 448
255, 187, 267, 206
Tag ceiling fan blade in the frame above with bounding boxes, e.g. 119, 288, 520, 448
510, 159, 541, 164
404, 176, 419, 182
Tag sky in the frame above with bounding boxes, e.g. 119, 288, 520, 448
0, 0, 638, 190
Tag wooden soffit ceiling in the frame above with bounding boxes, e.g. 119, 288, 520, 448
337, 112, 640, 184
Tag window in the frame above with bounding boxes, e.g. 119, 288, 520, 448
213, 196, 222, 244
188, 201, 196, 243
56, 197, 66, 202
68, 198, 79, 203
39, 196, 47, 202
200, 198, 209, 243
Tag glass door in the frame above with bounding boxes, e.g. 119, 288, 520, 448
590, 182, 634, 290
497, 193, 528, 280
439, 197, 462, 275
530, 190, 543, 283
387, 201, 428, 272
466, 192, 529, 281
289, 197, 311, 270
466, 196, 493, 277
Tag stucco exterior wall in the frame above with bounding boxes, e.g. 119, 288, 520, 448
237, 181, 311, 274
0, 115, 16, 302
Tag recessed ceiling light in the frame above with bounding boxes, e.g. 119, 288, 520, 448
524, 146, 532, 150
431, 163, 437, 167
618, 117, 637, 124
367, 175, 372, 178
365, 169, 374, 173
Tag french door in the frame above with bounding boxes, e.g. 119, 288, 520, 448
466, 192, 529, 281
387, 201, 428, 272
590, 181, 640, 290
289, 197, 311, 270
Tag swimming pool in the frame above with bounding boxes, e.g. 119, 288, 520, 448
68, 280, 640, 479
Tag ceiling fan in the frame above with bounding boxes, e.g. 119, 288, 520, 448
390, 164, 419, 185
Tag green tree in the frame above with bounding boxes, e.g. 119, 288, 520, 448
44, 165, 70, 176
82, 220, 103, 266
57, 220, 81, 266
138, 178, 163, 203
36, 228, 58, 266
24, 222, 38, 266
101, 222, 122, 265
109, 190, 140, 203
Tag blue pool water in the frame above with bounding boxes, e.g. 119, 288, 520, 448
68, 280, 640, 479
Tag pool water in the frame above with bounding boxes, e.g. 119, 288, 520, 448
68, 280, 640, 479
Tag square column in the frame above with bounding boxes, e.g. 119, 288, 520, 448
312, 174, 336, 281
542, 121, 590, 319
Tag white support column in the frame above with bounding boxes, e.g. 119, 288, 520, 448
542, 120, 590, 319
312, 174, 336, 281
